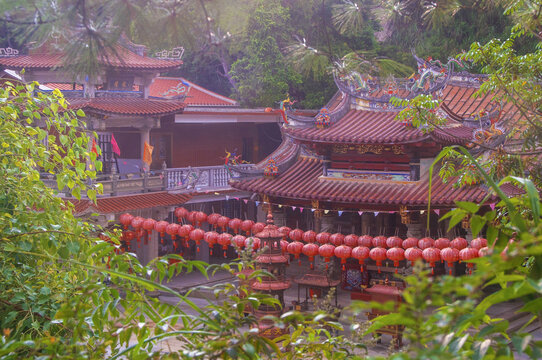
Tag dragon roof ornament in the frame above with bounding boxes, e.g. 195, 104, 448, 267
332, 56, 460, 103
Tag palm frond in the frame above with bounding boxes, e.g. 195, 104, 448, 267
422, 0, 463, 29
285, 37, 331, 80
332, 1, 365, 35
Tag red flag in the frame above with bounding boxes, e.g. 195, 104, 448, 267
91, 138, 98, 156
111, 134, 121, 156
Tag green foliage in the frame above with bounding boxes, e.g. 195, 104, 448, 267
351, 167, 542, 359
230, 0, 301, 107
0, 85, 283, 359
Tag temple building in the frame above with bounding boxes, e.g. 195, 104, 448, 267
230, 56, 520, 282
0, 38, 281, 263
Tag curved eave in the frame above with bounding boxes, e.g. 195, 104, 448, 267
232, 156, 517, 208
66, 99, 185, 117
284, 109, 430, 145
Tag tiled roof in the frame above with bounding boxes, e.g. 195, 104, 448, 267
440, 84, 522, 123
66, 192, 193, 215
0, 44, 182, 71
149, 77, 238, 106
285, 106, 475, 145
285, 110, 424, 144
232, 156, 519, 207
67, 98, 184, 116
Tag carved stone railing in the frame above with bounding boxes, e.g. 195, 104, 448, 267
41, 164, 256, 197
166, 164, 254, 191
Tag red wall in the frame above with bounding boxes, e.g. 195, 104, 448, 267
161, 123, 278, 168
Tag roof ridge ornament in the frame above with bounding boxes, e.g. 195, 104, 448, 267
315, 107, 331, 129
154, 47, 185, 60
0, 47, 19, 57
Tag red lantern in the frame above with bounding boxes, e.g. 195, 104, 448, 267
352, 246, 370, 272
252, 222, 265, 234
122, 230, 135, 250
241, 220, 255, 235
119, 213, 134, 229
233, 234, 246, 250
418, 237, 434, 250
130, 216, 144, 248
402, 237, 418, 249
187, 211, 197, 225
155, 221, 169, 244
405, 247, 423, 266
440, 247, 459, 275
302, 243, 319, 269
387, 247, 405, 273
142, 218, 156, 245
303, 230, 317, 244
357, 235, 373, 248
434, 237, 450, 250
344, 234, 359, 247
228, 218, 242, 234
189, 228, 205, 252
386, 236, 403, 249
195, 211, 207, 227
217, 233, 233, 258
422, 247, 441, 274
135, 228, 145, 245
166, 223, 180, 240
451, 237, 468, 250
470, 237, 487, 250
318, 244, 335, 269
372, 236, 387, 248
278, 226, 292, 241
289, 228, 304, 242
131, 216, 144, 229
174, 207, 189, 222
287, 241, 304, 264
459, 247, 479, 274
280, 240, 289, 256
207, 213, 221, 229
216, 216, 230, 232
369, 247, 387, 273
334, 245, 352, 270
316, 232, 331, 245
244, 237, 261, 251
204, 231, 219, 255
479, 247, 490, 257
330, 233, 345, 246
178, 224, 194, 247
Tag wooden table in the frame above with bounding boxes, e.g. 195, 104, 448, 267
293, 273, 341, 310
351, 280, 405, 348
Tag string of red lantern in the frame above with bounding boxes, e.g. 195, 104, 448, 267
119, 211, 489, 274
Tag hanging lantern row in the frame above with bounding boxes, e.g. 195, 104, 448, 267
120, 212, 488, 274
